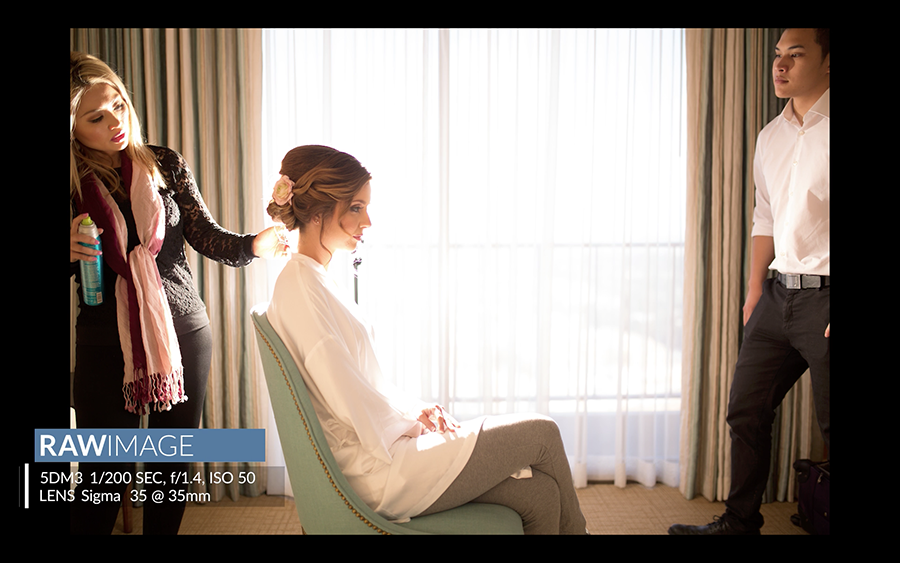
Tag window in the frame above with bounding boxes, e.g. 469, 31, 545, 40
262, 28, 686, 487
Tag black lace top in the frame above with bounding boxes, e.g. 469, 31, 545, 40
71, 145, 257, 345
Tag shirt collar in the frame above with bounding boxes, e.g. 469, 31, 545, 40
807, 88, 829, 119
783, 88, 830, 124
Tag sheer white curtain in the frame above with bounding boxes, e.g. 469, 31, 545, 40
261, 28, 686, 489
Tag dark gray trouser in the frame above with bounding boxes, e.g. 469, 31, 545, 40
70, 325, 212, 535
419, 413, 587, 534
725, 277, 830, 530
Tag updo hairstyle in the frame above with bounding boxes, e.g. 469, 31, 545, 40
267, 145, 371, 232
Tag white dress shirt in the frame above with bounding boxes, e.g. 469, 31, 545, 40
751, 88, 829, 276
267, 253, 480, 521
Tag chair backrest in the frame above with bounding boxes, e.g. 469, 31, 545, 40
251, 304, 415, 534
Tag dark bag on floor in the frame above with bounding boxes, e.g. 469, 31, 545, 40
791, 459, 829, 535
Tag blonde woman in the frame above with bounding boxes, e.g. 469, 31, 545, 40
69, 51, 285, 534
266, 145, 587, 534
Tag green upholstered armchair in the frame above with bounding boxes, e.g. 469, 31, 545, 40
251, 304, 523, 534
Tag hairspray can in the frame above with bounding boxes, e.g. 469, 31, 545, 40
78, 215, 104, 306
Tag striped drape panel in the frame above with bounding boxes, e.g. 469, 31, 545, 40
680, 28, 824, 504
70, 28, 269, 502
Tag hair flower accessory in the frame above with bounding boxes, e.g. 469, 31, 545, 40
272, 175, 295, 206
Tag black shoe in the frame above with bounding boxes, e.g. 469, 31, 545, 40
668, 515, 760, 535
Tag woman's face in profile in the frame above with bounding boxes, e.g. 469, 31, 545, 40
322, 181, 372, 254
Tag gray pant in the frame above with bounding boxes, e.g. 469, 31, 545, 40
420, 413, 587, 534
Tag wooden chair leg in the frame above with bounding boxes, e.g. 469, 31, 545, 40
123, 483, 133, 533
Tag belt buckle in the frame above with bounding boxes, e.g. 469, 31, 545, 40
783, 273, 801, 289
801, 275, 821, 289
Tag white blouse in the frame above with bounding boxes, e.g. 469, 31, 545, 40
267, 253, 480, 521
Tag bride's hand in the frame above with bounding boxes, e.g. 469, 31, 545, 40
417, 405, 460, 434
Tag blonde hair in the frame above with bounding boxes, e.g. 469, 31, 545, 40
70, 51, 162, 199
267, 145, 371, 232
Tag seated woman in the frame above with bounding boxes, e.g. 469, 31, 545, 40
266, 145, 587, 534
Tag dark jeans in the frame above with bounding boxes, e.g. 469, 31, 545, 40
725, 277, 829, 530
70, 325, 212, 534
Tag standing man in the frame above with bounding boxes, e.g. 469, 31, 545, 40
669, 28, 829, 535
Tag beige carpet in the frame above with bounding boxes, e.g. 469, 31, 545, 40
111, 483, 808, 535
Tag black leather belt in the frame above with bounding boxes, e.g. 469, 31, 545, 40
776, 272, 830, 289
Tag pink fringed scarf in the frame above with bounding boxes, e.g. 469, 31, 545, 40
75, 154, 186, 414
